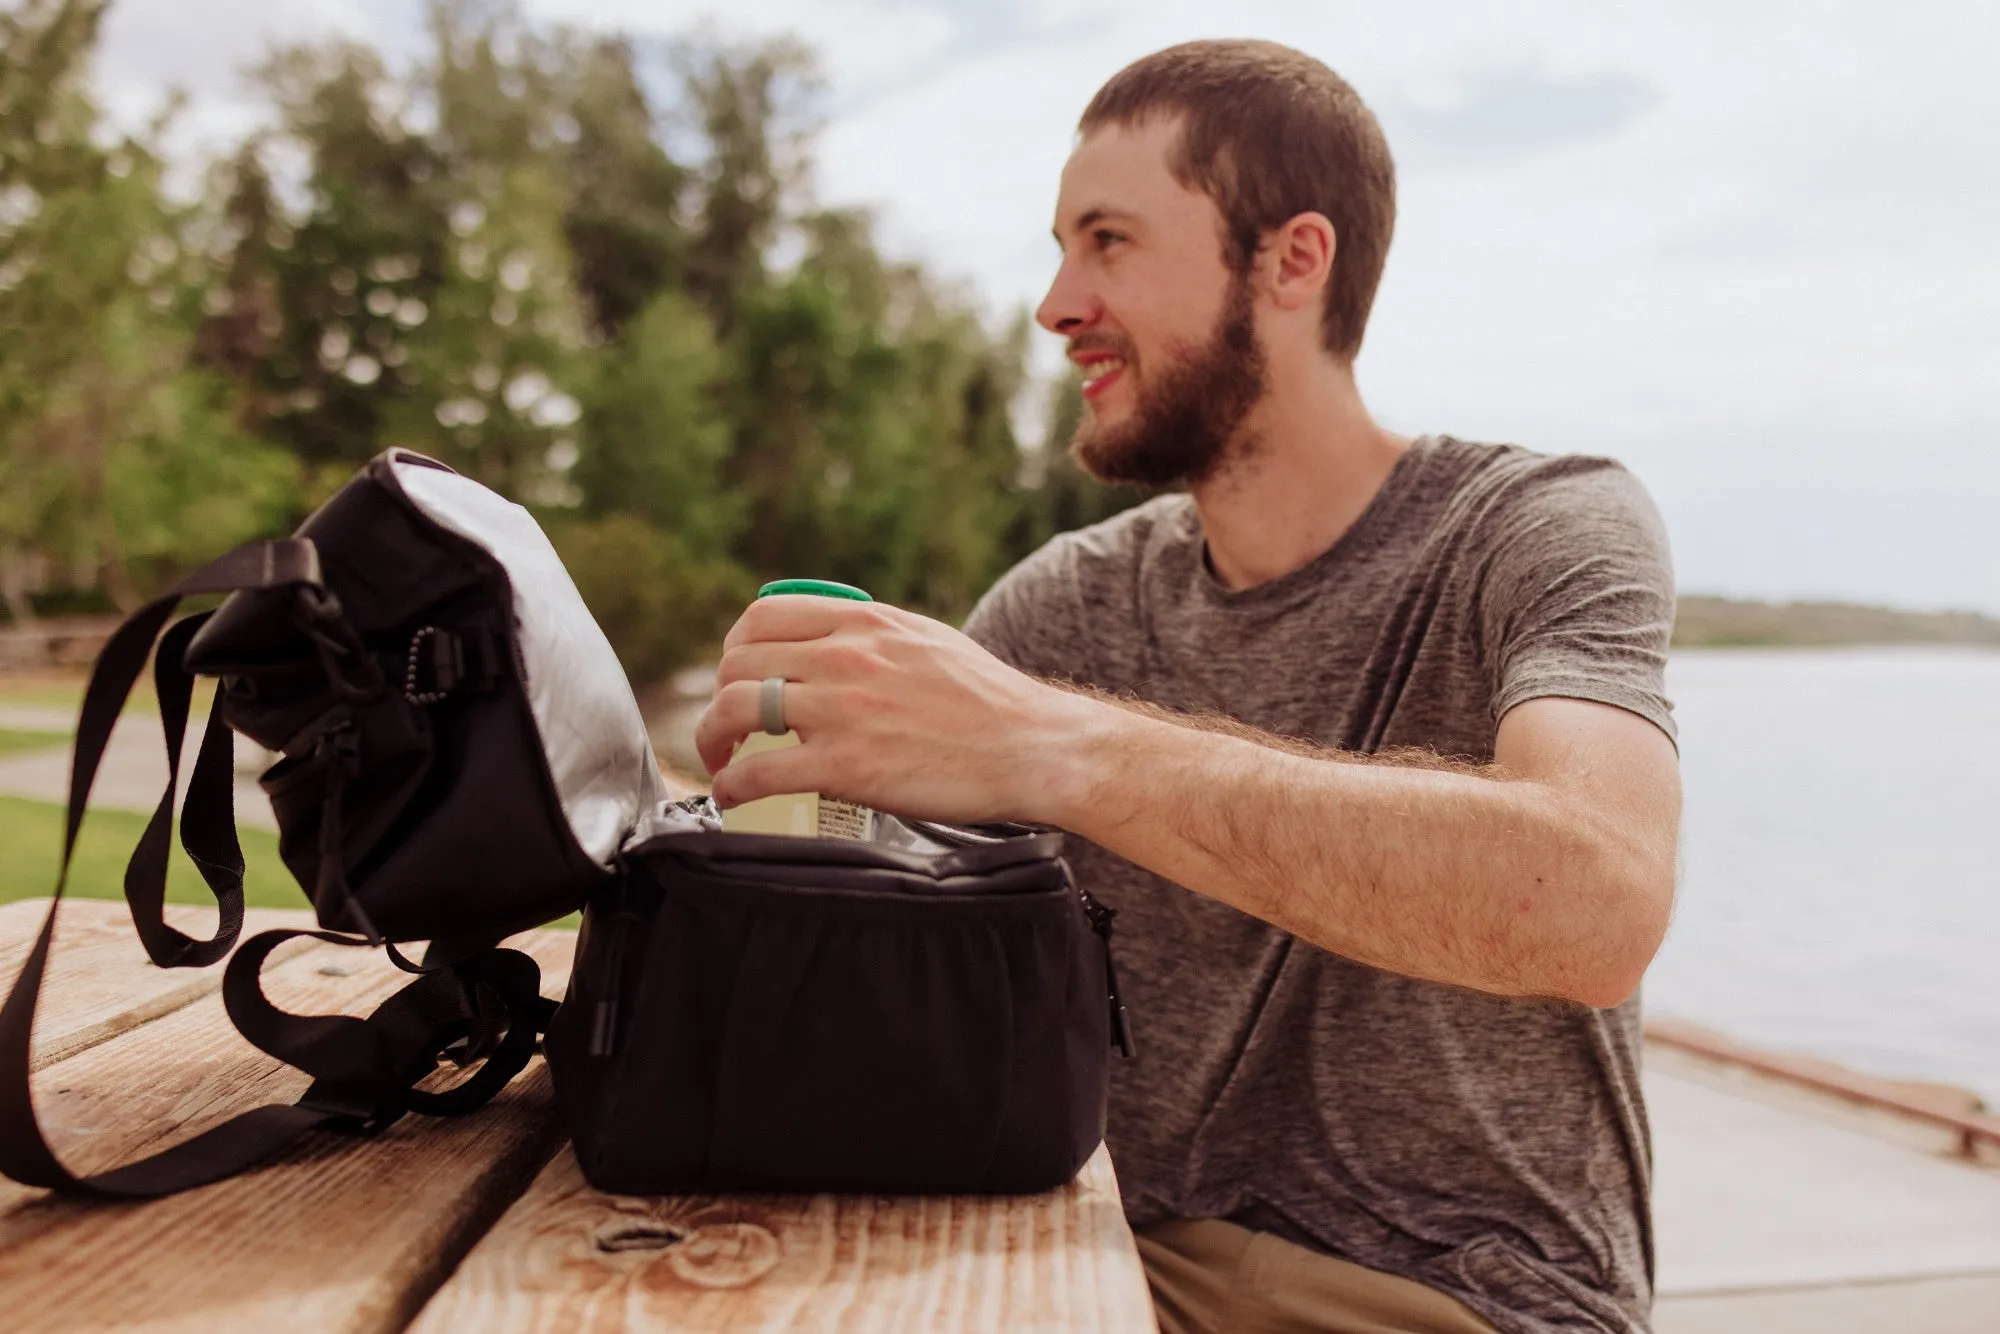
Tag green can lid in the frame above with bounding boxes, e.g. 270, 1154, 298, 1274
757, 578, 874, 602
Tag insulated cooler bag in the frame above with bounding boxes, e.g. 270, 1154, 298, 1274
550, 822, 1129, 1196
0, 449, 1128, 1200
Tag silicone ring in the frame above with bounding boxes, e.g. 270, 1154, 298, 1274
760, 676, 787, 736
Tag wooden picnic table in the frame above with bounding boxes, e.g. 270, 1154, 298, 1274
0, 897, 1156, 1332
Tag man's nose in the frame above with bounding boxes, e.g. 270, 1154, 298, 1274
1036, 256, 1099, 336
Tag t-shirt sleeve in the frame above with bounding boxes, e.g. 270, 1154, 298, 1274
1478, 457, 1677, 745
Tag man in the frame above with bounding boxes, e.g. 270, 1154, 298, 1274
695, 39, 1679, 1334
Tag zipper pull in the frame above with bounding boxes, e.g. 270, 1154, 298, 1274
1070, 869, 1135, 1058
588, 889, 634, 1058
1103, 933, 1135, 1059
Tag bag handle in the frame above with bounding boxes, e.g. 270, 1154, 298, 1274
122, 609, 246, 969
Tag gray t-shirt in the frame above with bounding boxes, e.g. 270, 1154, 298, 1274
962, 435, 1676, 1334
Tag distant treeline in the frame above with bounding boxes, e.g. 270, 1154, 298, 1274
0, 0, 1133, 681
1674, 597, 2000, 649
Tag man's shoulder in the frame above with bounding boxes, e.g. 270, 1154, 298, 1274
1417, 435, 1665, 546
962, 494, 1191, 671
1423, 434, 1649, 498
993, 494, 1191, 605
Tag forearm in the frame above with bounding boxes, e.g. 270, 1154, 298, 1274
1042, 695, 1668, 1007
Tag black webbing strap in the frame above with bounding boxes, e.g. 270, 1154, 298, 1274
0, 541, 331, 1193
219, 931, 548, 1122
123, 610, 244, 969
0, 540, 323, 1193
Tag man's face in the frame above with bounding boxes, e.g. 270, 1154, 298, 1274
1038, 117, 1268, 489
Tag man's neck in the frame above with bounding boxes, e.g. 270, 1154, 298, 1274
1191, 358, 1408, 591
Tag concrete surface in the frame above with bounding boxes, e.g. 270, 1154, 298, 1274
1656, 1272, 2000, 1334
1649, 1044, 2000, 1331
0, 704, 277, 829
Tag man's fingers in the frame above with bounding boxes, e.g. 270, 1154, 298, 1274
720, 595, 884, 655
714, 640, 817, 692
692, 679, 764, 775
709, 734, 826, 809
694, 677, 842, 775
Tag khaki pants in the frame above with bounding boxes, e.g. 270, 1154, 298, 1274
1136, 1218, 1503, 1334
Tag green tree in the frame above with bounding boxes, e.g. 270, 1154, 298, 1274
1, 0, 297, 616
679, 38, 816, 336
558, 36, 689, 341
4, 0, 1138, 679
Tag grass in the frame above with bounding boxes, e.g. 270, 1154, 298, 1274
0, 795, 582, 930
0, 795, 304, 910
0, 729, 68, 758
0, 670, 170, 717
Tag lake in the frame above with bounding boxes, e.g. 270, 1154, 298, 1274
1646, 647, 2000, 1105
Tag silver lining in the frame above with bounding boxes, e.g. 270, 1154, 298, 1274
391, 459, 665, 868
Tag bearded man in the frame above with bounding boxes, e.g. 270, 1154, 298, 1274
696, 38, 1680, 1334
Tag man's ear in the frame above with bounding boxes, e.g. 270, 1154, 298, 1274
1263, 212, 1337, 313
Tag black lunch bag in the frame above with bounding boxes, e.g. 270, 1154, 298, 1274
0, 448, 1129, 1199
550, 823, 1130, 1196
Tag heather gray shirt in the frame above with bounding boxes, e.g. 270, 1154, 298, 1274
962, 436, 1676, 1334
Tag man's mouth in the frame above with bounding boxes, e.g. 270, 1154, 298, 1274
1077, 355, 1127, 401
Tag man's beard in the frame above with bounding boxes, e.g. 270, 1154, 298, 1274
1069, 273, 1268, 490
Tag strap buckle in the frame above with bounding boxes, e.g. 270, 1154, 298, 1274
294, 586, 386, 703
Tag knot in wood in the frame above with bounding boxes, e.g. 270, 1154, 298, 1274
592, 1220, 685, 1253
665, 1222, 781, 1289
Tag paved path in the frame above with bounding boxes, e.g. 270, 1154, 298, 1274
0, 705, 277, 829
0, 705, 80, 732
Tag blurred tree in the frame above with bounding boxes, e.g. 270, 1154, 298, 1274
546, 515, 750, 684
679, 37, 816, 336
558, 35, 688, 341
206, 40, 445, 502
1, 0, 297, 617
3, 0, 1144, 674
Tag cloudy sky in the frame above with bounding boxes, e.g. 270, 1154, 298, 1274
94, 0, 2000, 613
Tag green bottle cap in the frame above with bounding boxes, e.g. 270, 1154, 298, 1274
757, 578, 874, 602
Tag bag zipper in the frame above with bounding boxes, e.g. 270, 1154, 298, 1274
1070, 872, 1135, 1059
588, 877, 635, 1058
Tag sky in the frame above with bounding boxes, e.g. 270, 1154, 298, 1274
91, 0, 2000, 614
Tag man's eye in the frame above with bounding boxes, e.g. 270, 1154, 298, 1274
1094, 229, 1125, 249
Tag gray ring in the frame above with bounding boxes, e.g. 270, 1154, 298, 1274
759, 676, 788, 736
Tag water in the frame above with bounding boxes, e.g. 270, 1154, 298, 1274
1646, 647, 2000, 1105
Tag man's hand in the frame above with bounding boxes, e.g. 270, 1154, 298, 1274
695, 595, 1104, 823
696, 595, 1680, 1009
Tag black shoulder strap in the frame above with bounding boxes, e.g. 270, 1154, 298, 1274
0, 539, 551, 1197
123, 609, 244, 969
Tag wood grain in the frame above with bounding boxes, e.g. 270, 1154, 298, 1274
410, 1142, 1156, 1333
0, 925, 580, 1333
0, 897, 319, 1070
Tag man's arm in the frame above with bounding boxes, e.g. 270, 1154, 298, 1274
694, 596, 1680, 1009
1046, 688, 1679, 1009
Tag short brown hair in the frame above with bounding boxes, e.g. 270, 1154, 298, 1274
1080, 40, 1396, 359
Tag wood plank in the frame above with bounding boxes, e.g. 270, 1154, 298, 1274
0, 897, 319, 1070
410, 1142, 1156, 1333
0, 926, 579, 1333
